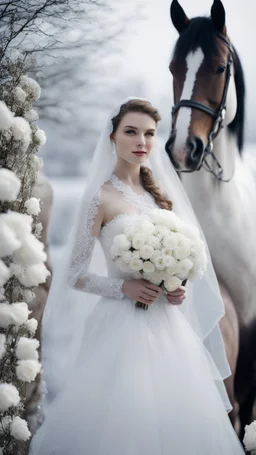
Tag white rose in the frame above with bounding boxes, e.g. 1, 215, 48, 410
165, 264, 178, 277
114, 257, 130, 272
10, 416, 31, 441
0, 221, 22, 257
140, 245, 154, 260
142, 261, 155, 274
26, 318, 38, 335
0, 334, 6, 360
151, 250, 161, 263
147, 235, 160, 249
0, 303, 14, 328
121, 250, 132, 264
129, 258, 143, 271
113, 234, 131, 251
13, 234, 46, 267
2, 211, 32, 242
11, 302, 30, 326
0, 384, 20, 410
13, 87, 27, 103
140, 221, 155, 235
155, 226, 170, 240
11, 117, 31, 141
0, 101, 14, 130
154, 256, 166, 271
162, 211, 181, 231
243, 421, 256, 452
34, 128, 46, 146
163, 234, 178, 250
16, 359, 41, 382
24, 109, 39, 122
0, 169, 21, 202
18, 263, 50, 287
132, 233, 147, 250
24, 197, 41, 216
163, 255, 176, 268
173, 238, 191, 260
144, 270, 163, 286
164, 276, 182, 292
19, 76, 41, 102
175, 258, 194, 280
16, 337, 39, 361
0, 260, 10, 286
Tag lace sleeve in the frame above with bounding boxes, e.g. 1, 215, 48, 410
67, 188, 124, 299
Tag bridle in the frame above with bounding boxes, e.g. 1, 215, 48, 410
167, 35, 234, 182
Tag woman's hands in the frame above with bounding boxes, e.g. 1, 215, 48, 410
122, 280, 186, 306
166, 286, 186, 305
122, 279, 162, 305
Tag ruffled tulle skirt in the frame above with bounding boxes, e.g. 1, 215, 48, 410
29, 296, 245, 454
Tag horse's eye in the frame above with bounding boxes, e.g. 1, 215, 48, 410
216, 65, 226, 74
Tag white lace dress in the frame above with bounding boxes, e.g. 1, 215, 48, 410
29, 175, 245, 455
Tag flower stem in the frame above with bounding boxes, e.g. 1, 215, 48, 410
135, 301, 148, 311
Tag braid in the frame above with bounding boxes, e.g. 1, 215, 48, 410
140, 166, 172, 210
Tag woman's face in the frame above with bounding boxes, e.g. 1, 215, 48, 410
111, 112, 157, 165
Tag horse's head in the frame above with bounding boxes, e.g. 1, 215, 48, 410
166, 0, 245, 175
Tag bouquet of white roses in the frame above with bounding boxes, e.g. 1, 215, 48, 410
110, 209, 207, 310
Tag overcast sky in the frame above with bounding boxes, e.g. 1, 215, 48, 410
119, 0, 256, 142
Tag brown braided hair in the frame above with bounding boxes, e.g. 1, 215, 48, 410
111, 99, 173, 211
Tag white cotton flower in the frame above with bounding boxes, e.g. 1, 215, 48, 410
142, 261, 155, 274
0, 303, 14, 328
13, 86, 27, 103
18, 263, 50, 287
132, 233, 147, 250
16, 359, 41, 382
0, 220, 22, 257
35, 222, 43, 236
175, 258, 194, 280
163, 234, 178, 250
0, 334, 6, 360
24, 197, 41, 216
162, 255, 176, 268
0, 260, 10, 286
11, 117, 31, 142
0, 101, 14, 130
20, 76, 41, 101
10, 416, 31, 441
0, 384, 20, 410
164, 276, 182, 293
113, 234, 131, 251
24, 109, 39, 123
147, 235, 160, 249
140, 245, 154, 260
16, 337, 39, 361
129, 258, 143, 271
25, 318, 38, 335
23, 289, 35, 303
121, 250, 132, 264
0, 168, 21, 202
1, 211, 32, 242
11, 302, 30, 326
243, 421, 256, 452
34, 128, 46, 146
13, 234, 46, 267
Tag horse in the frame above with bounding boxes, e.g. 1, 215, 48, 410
165, 0, 256, 436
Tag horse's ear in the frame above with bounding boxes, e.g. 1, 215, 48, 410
170, 0, 190, 34
211, 0, 227, 35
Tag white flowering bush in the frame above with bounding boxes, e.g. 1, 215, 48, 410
111, 209, 207, 310
243, 421, 256, 454
0, 73, 49, 454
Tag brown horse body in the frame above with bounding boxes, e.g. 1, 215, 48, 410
166, 0, 256, 435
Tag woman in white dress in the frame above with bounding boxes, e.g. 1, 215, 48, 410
29, 97, 245, 454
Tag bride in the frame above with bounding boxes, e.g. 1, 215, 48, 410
29, 97, 245, 454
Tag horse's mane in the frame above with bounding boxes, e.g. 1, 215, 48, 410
173, 17, 245, 154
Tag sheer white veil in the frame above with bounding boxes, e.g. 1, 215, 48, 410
42, 97, 232, 413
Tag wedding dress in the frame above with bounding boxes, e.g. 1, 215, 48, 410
29, 174, 245, 455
